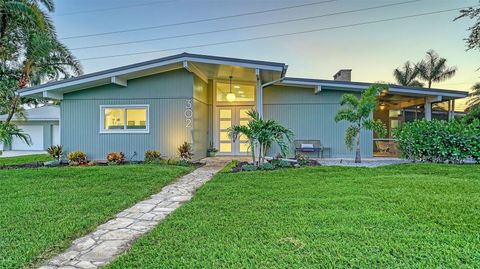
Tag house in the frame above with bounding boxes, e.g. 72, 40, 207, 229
0, 105, 60, 151
18, 53, 468, 160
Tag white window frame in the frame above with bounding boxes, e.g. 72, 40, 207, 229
99, 104, 150, 134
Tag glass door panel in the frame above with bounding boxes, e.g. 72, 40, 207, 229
218, 108, 233, 154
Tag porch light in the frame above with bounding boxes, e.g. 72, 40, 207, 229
379, 103, 387, 110
226, 76, 236, 102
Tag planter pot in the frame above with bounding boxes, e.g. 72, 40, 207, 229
207, 151, 217, 157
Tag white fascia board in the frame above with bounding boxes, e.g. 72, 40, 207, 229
42, 91, 63, 100
185, 56, 285, 72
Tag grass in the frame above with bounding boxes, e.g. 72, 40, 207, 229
0, 164, 193, 268
0, 154, 52, 165
108, 164, 480, 268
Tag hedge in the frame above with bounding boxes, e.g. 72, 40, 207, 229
393, 119, 480, 163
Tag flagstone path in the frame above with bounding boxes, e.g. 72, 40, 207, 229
39, 158, 229, 269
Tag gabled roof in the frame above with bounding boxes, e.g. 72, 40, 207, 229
0, 105, 59, 121
280, 77, 469, 99
19, 52, 287, 98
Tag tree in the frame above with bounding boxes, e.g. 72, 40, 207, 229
416, 50, 457, 88
335, 84, 387, 163
393, 61, 423, 87
455, 6, 480, 51
0, 122, 30, 149
467, 82, 480, 110
228, 110, 293, 166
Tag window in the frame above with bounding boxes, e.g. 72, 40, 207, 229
216, 82, 255, 102
100, 105, 149, 133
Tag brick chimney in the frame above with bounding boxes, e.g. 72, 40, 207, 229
333, 69, 352, 82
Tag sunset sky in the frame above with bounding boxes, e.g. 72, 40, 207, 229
52, 0, 480, 108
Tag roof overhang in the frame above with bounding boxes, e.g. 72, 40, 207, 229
278, 78, 469, 100
19, 53, 286, 99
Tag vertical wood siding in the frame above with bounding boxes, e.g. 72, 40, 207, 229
61, 69, 194, 161
264, 85, 373, 158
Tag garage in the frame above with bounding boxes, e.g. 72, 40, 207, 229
0, 106, 60, 152
11, 125, 44, 150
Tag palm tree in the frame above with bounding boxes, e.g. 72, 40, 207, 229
417, 50, 457, 88
335, 84, 387, 163
467, 82, 480, 110
0, 0, 55, 49
393, 61, 423, 87
0, 122, 31, 148
228, 110, 293, 165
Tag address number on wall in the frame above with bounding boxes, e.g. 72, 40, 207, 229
185, 99, 192, 128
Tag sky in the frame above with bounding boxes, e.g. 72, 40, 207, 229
52, 0, 480, 109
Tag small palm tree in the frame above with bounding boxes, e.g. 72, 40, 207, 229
393, 61, 423, 87
467, 82, 480, 110
335, 84, 387, 163
228, 110, 293, 165
0, 122, 31, 149
417, 50, 457, 88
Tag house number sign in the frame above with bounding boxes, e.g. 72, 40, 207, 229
185, 99, 192, 128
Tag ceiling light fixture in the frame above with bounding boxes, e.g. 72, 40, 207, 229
226, 76, 236, 102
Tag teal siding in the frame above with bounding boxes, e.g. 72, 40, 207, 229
263, 85, 373, 158
192, 75, 209, 159
61, 70, 194, 161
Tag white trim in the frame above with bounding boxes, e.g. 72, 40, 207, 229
20, 56, 284, 97
99, 104, 150, 134
111, 76, 127, 87
43, 91, 63, 100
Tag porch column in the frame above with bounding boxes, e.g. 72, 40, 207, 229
425, 100, 432, 121
255, 68, 263, 117
451, 100, 455, 119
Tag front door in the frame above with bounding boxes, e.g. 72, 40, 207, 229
217, 106, 252, 155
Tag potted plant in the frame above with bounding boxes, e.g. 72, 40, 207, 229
207, 142, 218, 157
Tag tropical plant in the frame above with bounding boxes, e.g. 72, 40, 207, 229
0, 122, 30, 147
144, 150, 162, 163
66, 150, 87, 164
416, 50, 457, 88
107, 152, 125, 164
465, 105, 480, 124
47, 144, 62, 160
393, 61, 423, 87
178, 142, 193, 160
228, 110, 293, 166
334, 84, 387, 163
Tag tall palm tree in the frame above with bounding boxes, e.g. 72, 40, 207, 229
467, 82, 480, 110
0, 0, 55, 48
335, 84, 387, 163
417, 50, 457, 88
393, 61, 423, 87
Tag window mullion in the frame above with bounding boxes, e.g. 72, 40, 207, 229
124, 108, 127, 130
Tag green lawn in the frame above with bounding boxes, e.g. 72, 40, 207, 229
0, 154, 52, 165
108, 164, 480, 268
0, 164, 193, 268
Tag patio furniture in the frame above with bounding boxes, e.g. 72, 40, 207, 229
294, 140, 330, 158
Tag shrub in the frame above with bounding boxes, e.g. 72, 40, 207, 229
176, 159, 191, 167
145, 150, 162, 163
178, 142, 193, 160
87, 160, 97, 166
47, 145, 63, 160
259, 162, 275, 170
67, 150, 87, 164
295, 154, 310, 166
242, 164, 258, 172
394, 119, 480, 163
271, 159, 292, 168
107, 152, 125, 164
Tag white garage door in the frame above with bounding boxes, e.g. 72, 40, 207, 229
12, 125, 44, 150
52, 124, 60, 146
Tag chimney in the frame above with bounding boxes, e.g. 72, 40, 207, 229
333, 69, 352, 82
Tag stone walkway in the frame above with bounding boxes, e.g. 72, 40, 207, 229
39, 158, 229, 269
